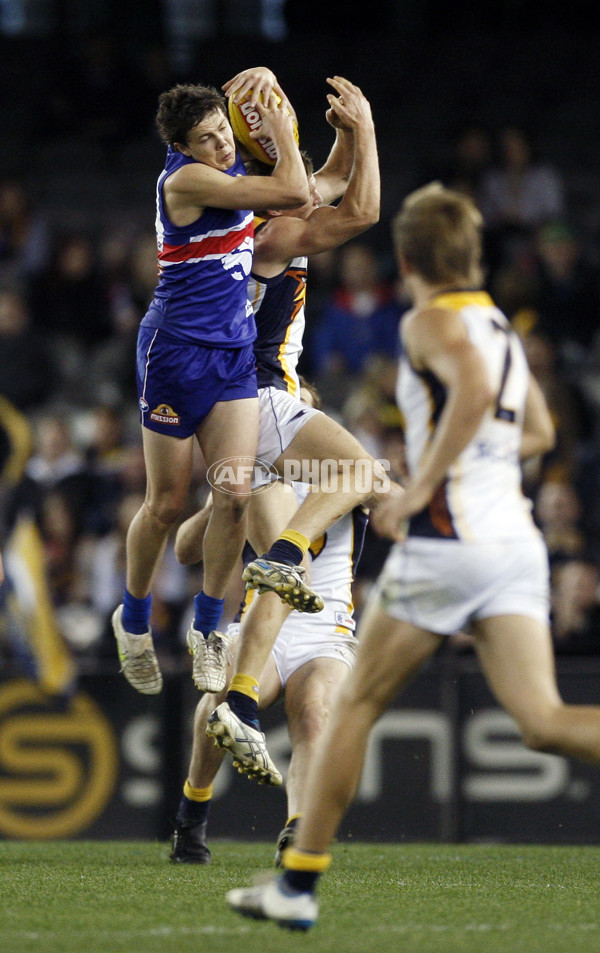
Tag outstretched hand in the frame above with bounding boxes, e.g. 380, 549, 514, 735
325, 76, 373, 131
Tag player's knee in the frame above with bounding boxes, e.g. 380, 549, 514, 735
294, 700, 329, 742
145, 496, 186, 529
212, 488, 251, 523
519, 709, 562, 753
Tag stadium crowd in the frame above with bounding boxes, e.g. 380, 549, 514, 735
2, 7, 600, 672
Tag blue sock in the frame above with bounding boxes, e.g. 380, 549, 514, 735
176, 793, 211, 827
122, 590, 152, 634
265, 540, 303, 566
193, 591, 224, 635
283, 869, 320, 894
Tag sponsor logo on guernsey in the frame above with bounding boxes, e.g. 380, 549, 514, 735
335, 611, 356, 631
150, 403, 181, 425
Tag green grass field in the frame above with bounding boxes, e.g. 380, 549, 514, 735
2, 840, 600, 953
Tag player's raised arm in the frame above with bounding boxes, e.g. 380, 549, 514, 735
164, 90, 308, 216
252, 78, 380, 267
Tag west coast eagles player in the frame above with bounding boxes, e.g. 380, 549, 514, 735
226, 184, 600, 931
170, 388, 368, 865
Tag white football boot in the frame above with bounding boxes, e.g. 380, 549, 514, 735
206, 702, 282, 785
112, 605, 162, 695
226, 877, 318, 931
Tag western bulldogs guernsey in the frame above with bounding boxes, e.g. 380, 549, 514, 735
398, 291, 538, 542
248, 219, 307, 394
142, 146, 256, 347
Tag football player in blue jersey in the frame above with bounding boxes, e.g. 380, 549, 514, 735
111, 67, 309, 699
175, 78, 403, 784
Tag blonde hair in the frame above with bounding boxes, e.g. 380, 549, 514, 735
392, 182, 484, 287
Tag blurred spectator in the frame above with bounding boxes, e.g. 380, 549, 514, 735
79, 404, 130, 535
85, 404, 127, 475
439, 123, 493, 199
478, 125, 566, 280
29, 231, 112, 351
88, 228, 158, 406
0, 286, 57, 411
312, 242, 406, 411
38, 487, 83, 608
87, 491, 144, 621
89, 488, 188, 658
521, 329, 591, 484
573, 441, 600, 561
0, 179, 50, 281
534, 477, 586, 569
20, 411, 95, 536
342, 355, 403, 460
529, 220, 600, 359
551, 557, 600, 654
26, 414, 85, 489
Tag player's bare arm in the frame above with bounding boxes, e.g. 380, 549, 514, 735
372, 307, 493, 539
165, 95, 308, 221
251, 80, 379, 269
520, 374, 555, 460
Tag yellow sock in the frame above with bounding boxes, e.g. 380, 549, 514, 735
278, 529, 311, 557
183, 780, 213, 802
283, 846, 332, 872
229, 673, 260, 702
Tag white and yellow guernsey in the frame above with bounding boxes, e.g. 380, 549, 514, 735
398, 290, 538, 542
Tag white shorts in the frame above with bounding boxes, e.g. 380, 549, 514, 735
375, 534, 550, 634
227, 607, 357, 688
256, 386, 320, 468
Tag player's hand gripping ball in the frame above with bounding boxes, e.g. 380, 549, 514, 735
228, 91, 299, 166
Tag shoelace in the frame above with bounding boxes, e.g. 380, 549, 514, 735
126, 650, 159, 680
206, 632, 234, 666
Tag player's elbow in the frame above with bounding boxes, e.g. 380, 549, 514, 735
350, 199, 380, 231
359, 207, 380, 230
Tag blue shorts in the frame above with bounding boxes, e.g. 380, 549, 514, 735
136, 327, 258, 438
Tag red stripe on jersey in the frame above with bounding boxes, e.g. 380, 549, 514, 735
159, 220, 254, 264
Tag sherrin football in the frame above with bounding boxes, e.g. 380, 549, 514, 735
228, 90, 299, 166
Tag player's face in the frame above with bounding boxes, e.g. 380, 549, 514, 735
179, 109, 237, 170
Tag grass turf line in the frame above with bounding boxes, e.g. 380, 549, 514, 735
1, 840, 600, 953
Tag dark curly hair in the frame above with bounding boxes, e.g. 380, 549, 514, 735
155, 84, 227, 148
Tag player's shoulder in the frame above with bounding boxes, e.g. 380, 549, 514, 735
254, 214, 305, 263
